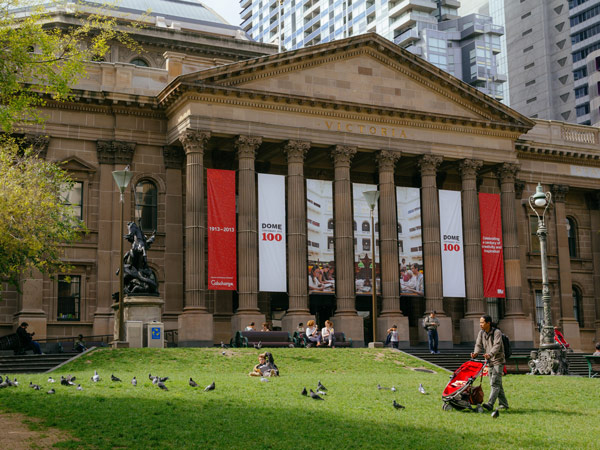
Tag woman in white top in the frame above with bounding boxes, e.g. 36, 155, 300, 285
321, 320, 336, 347
308, 267, 324, 292
305, 319, 321, 346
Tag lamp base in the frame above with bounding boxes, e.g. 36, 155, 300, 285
110, 340, 130, 349
368, 342, 384, 348
527, 347, 569, 375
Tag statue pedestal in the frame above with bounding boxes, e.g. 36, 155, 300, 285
112, 296, 164, 345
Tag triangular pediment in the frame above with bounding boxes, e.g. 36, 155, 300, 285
163, 34, 532, 130
59, 156, 97, 173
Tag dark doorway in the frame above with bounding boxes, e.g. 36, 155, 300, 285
309, 295, 336, 327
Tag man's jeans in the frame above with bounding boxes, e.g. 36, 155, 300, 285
488, 364, 509, 408
427, 329, 438, 353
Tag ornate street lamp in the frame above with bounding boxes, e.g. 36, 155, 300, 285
528, 183, 568, 375
363, 190, 380, 345
112, 166, 133, 344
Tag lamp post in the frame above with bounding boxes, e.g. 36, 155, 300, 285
528, 182, 568, 375
363, 190, 380, 344
112, 166, 133, 344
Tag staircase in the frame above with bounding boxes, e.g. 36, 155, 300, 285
0, 352, 81, 374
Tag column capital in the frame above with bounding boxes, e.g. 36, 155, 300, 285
235, 135, 262, 158
377, 150, 401, 172
163, 146, 185, 170
551, 184, 569, 203
181, 130, 210, 155
331, 145, 357, 166
497, 162, 520, 183
458, 159, 483, 179
418, 154, 442, 176
96, 140, 136, 165
284, 140, 310, 162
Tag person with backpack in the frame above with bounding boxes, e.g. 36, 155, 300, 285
470, 315, 509, 411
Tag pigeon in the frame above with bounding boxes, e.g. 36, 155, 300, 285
391, 386, 397, 392
222, 351, 226, 355
29, 381, 34, 388
152, 377, 159, 385
393, 400, 405, 410
91, 371, 100, 382
301, 387, 307, 396
47, 388, 55, 394
418, 383, 427, 395
67, 375, 76, 382
260, 377, 270, 382
189, 378, 198, 388
204, 381, 215, 392
148, 373, 155, 381
317, 381, 327, 391
377, 384, 384, 390
12, 378, 18, 387
76, 384, 83, 391
0, 381, 8, 388
316, 390, 327, 396
32, 384, 40, 390
4, 378, 13, 387
309, 389, 324, 400
131, 377, 137, 386
254, 341, 262, 349
111, 374, 121, 382
159, 376, 169, 382
221, 341, 227, 349
48, 376, 55, 383
157, 381, 168, 391
491, 409, 500, 419
60, 376, 69, 386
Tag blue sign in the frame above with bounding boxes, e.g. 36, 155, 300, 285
151, 327, 161, 340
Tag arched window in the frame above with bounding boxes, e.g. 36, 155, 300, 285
353, 221, 357, 231
135, 180, 157, 232
362, 221, 370, 232
572, 286, 583, 327
566, 217, 577, 258
130, 58, 149, 67
327, 218, 334, 230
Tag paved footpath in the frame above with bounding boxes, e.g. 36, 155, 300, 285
0, 412, 73, 449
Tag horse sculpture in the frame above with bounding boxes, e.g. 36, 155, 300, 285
116, 222, 158, 296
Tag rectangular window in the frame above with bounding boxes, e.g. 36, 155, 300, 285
524, 62, 535, 69
521, 12, 531, 19
522, 29, 532, 36
526, 97, 537, 104
362, 238, 370, 251
57, 275, 81, 321
535, 290, 543, 330
61, 181, 83, 220
525, 79, 536, 86
530, 216, 540, 253
523, 45, 533, 52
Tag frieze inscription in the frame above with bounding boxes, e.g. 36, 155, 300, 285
323, 120, 407, 138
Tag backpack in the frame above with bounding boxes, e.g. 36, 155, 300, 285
494, 328, 512, 359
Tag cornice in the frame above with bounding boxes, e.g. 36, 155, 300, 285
45, 98, 166, 119
516, 142, 600, 167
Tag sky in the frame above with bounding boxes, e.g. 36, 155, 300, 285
202, 0, 243, 26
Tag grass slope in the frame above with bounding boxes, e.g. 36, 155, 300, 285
0, 348, 598, 449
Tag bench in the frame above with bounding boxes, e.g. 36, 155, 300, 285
230, 331, 292, 348
505, 355, 530, 374
0, 333, 26, 354
583, 355, 600, 378
295, 331, 352, 348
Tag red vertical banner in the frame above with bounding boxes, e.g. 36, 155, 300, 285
478, 193, 506, 298
207, 169, 236, 290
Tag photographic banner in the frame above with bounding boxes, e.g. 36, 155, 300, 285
207, 169, 236, 290
478, 193, 506, 298
396, 187, 424, 296
353, 183, 380, 295
258, 173, 287, 292
439, 190, 466, 297
306, 179, 335, 294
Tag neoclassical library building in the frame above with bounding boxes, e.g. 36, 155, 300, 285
3, 1, 599, 351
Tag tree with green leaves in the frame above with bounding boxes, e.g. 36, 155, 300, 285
0, 0, 141, 293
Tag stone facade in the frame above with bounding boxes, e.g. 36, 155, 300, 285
2, 15, 599, 351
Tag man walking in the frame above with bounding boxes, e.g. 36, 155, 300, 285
423, 311, 440, 354
471, 315, 509, 411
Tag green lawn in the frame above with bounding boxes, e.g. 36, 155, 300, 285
0, 348, 598, 449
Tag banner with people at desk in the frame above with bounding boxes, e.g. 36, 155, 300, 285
306, 179, 336, 294
353, 183, 381, 295
396, 187, 424, 297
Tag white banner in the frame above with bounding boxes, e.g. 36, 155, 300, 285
439, 190, 466, 297
258, 174, 287, 292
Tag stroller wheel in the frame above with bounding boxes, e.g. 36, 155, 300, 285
442, 403, 452, 411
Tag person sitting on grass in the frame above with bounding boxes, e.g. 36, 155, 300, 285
249, 352, 279, 377
321, 320, 336, 348
305, 320, 321, 347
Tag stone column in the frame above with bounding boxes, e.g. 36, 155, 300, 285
417, 155, 452, 348
94, 140, 135, 336
281, 140, 314, 332
458, 159, 485, 345
497, 163, 533, 348
231, 135, 265, 333
552, 184, 581, 350
588, 192, 600, 344
178, 130, 213, 346
331, 145, 364, 346
375, 150, 409, 347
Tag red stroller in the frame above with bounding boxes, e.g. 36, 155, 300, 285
442, 360, 487, 411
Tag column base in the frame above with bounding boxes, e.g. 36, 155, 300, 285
178, 308, 214, 347
111, 340, 130, 349
418, 316, 453, 349
332, 313, 364, 347
377, 316, 410, 349
498, 317, 534, 349
559, 318, 582, 352
460, 317, 483, 347
281, 313, 314, 336
213, 313, 234, 347
368, 341, 384, 348
231, 312, 266, 337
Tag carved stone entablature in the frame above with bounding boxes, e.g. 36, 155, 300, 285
417, 154, 442, 177
331, 145, 357, 166
514, 180, 526, 200
284, 140, 310, 162
24, 134, 50, 159
181, 129, 210, 155
551, 184, 569, 203
377, 150, 400, 172
458, 159, 483, 179
496, 162, 520, 183
235, 135, 262, 159
96, 140, 136, 165
163, 146, 185, 170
